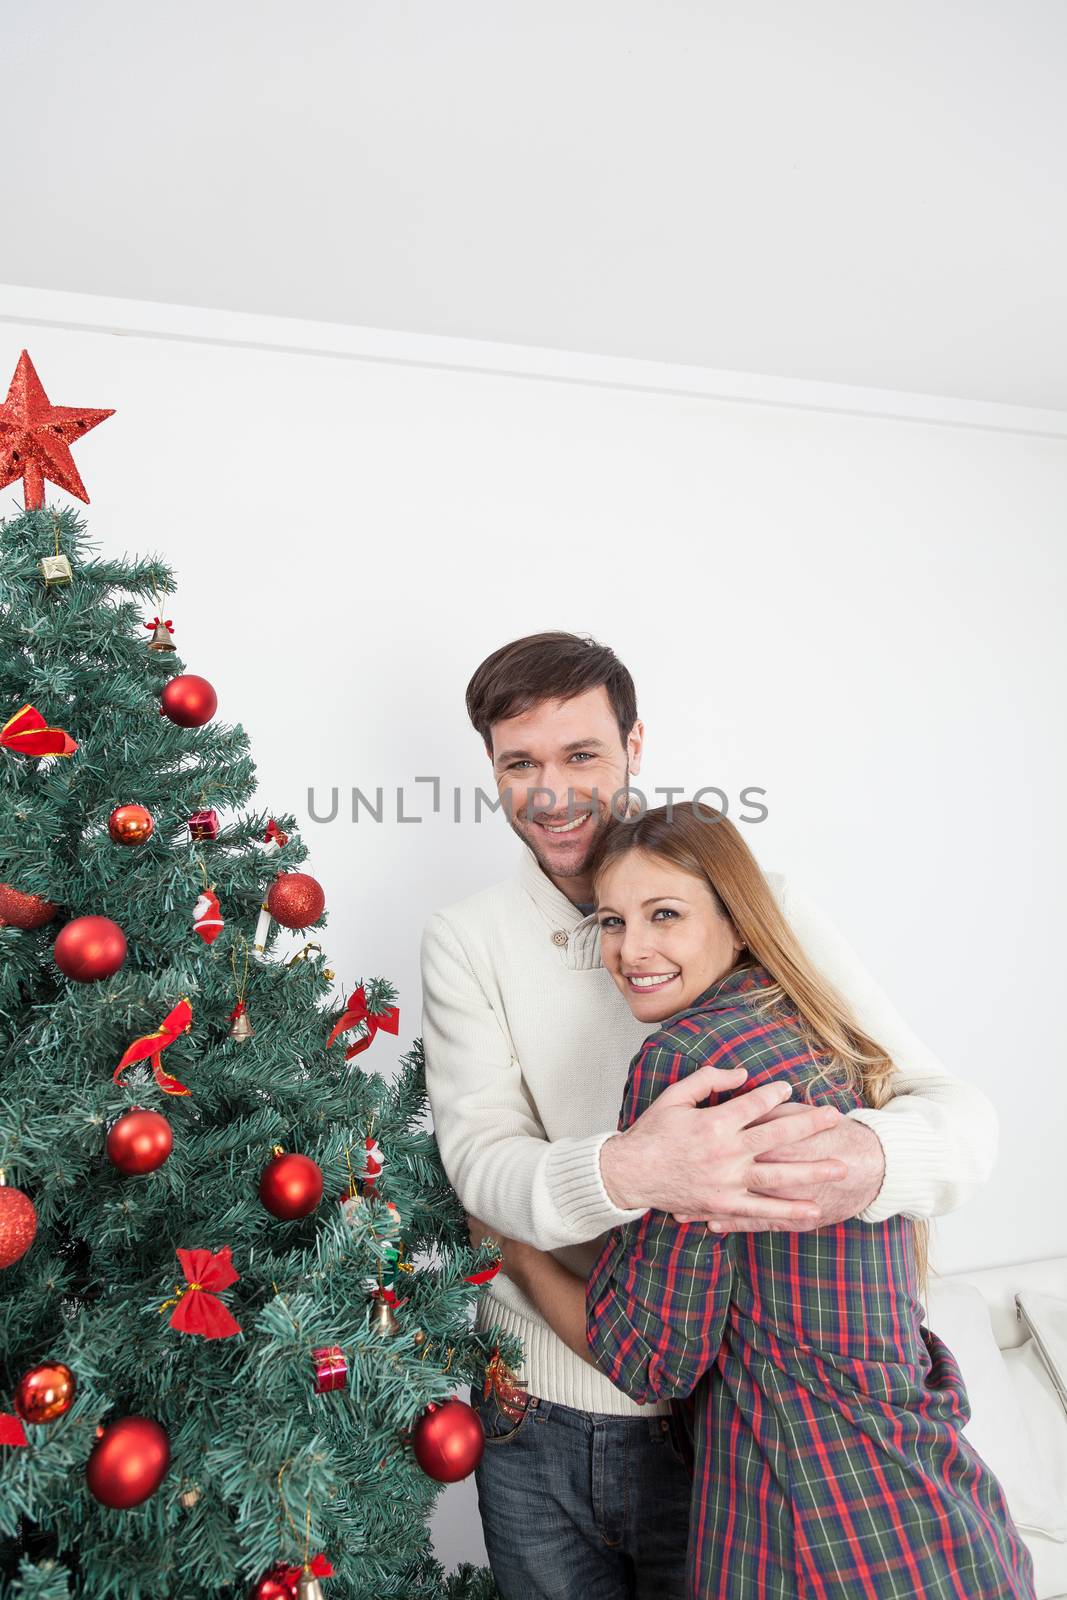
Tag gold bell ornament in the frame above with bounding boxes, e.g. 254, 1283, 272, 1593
228, 940, 254, 1041
296, 1565, 325, 1600
368, 1289, 399, 1337
146, 616, 176, 651
145, 583, 176, 650
228, 1002, 254, 1042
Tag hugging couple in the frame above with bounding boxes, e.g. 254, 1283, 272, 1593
420, 631, 1035, 1599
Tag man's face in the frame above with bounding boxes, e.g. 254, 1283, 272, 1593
489, 686, 643, 883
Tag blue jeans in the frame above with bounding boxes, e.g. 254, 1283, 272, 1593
468, 1383, 692, 1599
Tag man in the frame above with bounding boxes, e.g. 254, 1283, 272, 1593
420, 631, 996, 1600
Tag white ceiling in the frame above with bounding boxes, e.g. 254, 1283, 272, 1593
5, 0, 1066, 410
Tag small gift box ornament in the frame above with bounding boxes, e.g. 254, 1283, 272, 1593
312, 1345, 348, 1394
39, 515, 74, 588
39, 552, 73, 587
187, 809, 219, 842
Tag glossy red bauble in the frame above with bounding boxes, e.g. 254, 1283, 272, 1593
53, 916, 127, 982
0, 883, 58, 929
0, 1182, 37, 1269
14, 1361, 76, 1424
249, 1571, 290, 1600
258, 1151, 323, 1220
160, 674, 218, 728
411, 1397, 485, 1482
85, 1415, 170, 1508
106, 1109, 173, 1176
266, 872, 325, 930
108, 803, 155, 846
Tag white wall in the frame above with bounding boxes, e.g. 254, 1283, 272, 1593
2, 289, 1064, 1568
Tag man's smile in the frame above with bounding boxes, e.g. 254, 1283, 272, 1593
536, 813, 592, 835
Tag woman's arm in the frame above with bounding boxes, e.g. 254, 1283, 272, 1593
467, 1212, 598, 1365
585, 1206, 733, 1404
584, 1040, 736, 1404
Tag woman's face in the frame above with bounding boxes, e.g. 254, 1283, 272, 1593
596, 850, 744, 1023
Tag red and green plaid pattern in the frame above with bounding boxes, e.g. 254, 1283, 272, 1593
586, 962, 1035, 1599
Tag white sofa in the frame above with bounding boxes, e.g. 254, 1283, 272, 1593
925, 1255, 1067, 1600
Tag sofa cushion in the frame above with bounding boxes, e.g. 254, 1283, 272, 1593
924, 1278, 1067, 1541
1003, 1338, 1067, 1600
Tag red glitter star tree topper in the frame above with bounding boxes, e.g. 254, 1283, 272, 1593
0, 350, 114, 509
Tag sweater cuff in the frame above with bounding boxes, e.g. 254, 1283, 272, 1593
847, 1106, 937, 1224
542, 1132, 649, 1242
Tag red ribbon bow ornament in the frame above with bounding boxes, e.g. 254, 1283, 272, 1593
1, 703, 77, 758
277, 1555, 334, 1594
164, 1247, 241, 1339
326, 985, 400, 1060
113, 997, 193, 1096
0, 1415, 27, 1446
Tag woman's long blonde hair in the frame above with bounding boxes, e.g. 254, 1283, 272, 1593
590, 800, 928, 1287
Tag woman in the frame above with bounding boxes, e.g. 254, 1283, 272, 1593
528, 801, 1034, 1599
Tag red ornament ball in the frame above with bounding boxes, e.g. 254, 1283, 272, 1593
0, 1182, 37, 1269
14, 1361, 76, 1425
411, 1397, 485, 1482
160, 674, 218, 728
249, 1572, 290, 1600
86, 1415, 170, 1508
53, 916, 127, 982
0, 883, 58, 929
266, 872, 325, 930
258, 1151, 323, 1220
106, 1109, 173, 1176
108, 803, 154, 846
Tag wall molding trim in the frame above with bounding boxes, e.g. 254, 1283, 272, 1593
1, 281, 1064, 441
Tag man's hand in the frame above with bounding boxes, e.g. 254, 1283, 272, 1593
599, 1064, 849, 1230
734, 1102, 886, 1230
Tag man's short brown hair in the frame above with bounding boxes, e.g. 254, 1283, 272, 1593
466, 631, 638, 754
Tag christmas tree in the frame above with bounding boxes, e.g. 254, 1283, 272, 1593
0, 352, 518, 1600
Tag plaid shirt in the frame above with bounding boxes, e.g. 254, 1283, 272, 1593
586, 962, 1035, 1599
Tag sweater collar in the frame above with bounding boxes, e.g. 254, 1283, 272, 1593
516, 844, 603, 970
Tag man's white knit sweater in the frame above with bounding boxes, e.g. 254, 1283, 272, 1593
420, 845, 997, 1418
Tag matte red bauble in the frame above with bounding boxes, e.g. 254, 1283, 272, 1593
0, 883, 58, 929
266, 872, 325, 930
14, 1361, 76, 1424
411, 1397, 485, 1482
0, 1178, 37, 1269
108, 803, 154, 846
85, 1415, 170, 1508
106, 1109, 173, 1176
258, 1151, 323, 1220
53, 916, 127, 982
160, 674, 218, 728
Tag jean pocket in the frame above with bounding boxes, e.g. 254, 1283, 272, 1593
469, 1382, 534, 1447
664, 1409, 695, 1474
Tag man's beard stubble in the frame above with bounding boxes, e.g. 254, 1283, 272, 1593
510, 765, 632, 881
